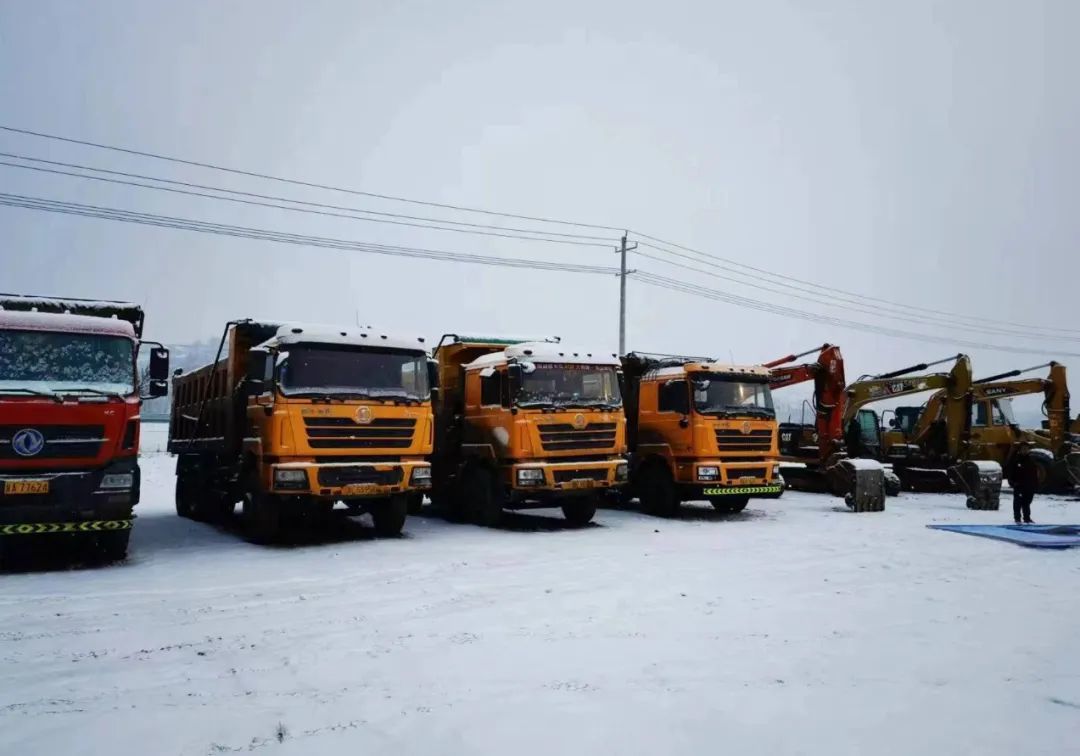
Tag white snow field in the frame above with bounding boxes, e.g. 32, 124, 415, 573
2, 454, 1078, 756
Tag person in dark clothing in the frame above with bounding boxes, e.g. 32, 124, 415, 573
1005, 443, 1040, 524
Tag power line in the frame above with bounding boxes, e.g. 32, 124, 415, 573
0, 156, 617, 248
6, 123, 1073, 337
0, 124, 624, 233
630, 248, 1079, 343
0, 193, 620, 276
631, 271, 1080, 359
629, 232, 1080, 336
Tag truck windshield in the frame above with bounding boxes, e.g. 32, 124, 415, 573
0, 330, 135, 395
692, 374, 775, 418
517, 364, 622, 409
278, 345, 429, 401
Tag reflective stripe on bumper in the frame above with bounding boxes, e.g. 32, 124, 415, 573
0, 519, 132, 535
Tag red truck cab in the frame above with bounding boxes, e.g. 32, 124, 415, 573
0, 295, 169, 562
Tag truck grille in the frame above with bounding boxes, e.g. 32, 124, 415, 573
728, 467, 768, 480
0, 425, 106, 460
715, 428, 773, 453
302, 417, 415, 449
538, 422, 617, 452
552, 468, 609, 483
316, 465, 403, 487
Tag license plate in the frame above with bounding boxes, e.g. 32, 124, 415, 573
341, 483, 378, 496
565, 479, 595, 490
4, 480, 49, 495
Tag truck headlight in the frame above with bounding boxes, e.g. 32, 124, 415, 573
697, 466, 719, 481
99, 473, 134, 489
517, 468, 545, 487
615, 462, 629, 481
274, 468, 308, 489
410, 466, 432, 485
772, 464, 781, 476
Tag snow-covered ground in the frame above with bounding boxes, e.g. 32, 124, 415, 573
2, 455, 1078, 755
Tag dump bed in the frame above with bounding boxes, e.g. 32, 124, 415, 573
168, 320, 280, 454
0, 292, 145, 338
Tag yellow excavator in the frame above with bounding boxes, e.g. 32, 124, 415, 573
888, 362, 1080, 494
842, 354, 1003, 509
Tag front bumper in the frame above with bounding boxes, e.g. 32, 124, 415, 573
269, 460, 431, 499
0, 460, 140, 533
508, 459, 627, 497
679, 459, 784, 499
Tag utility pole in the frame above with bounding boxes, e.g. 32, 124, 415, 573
618, 232, 637, 354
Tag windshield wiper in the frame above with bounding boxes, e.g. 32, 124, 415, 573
366, 391, 422, 405
52, 387, 125, 400
0, 387, 63, 402
516, 399, 557, 409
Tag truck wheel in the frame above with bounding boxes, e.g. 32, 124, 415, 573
709, 496, 749, 514
464, 467, 503, 527
371, 495, 408, 537
561, 498, 597, 526
243, 491, 282, 545
175, 476, 197, 518
638, 464, 679, 517
94, 530, 131, 563
406, 493, 424, 516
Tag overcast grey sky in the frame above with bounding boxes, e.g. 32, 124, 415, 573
2, 0, 1078, 419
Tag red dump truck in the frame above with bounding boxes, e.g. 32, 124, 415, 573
0, 294, 169, 562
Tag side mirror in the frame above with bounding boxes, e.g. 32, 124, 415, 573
141, 342, 170, 399
507, 364, 522, 394
246, 349, 274, 394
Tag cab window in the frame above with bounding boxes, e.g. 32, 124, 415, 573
480, 371, 502, 407
658, 380, 689, 414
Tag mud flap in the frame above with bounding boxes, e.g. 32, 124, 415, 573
948, 460, 1002, 511
827, 459, 886, 512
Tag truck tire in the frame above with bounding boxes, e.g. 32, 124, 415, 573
709, 496, 749, 514
243, 491, 282, 545
175, 475, 197, 519
638, 464, 679, 517
406, 493, 424, 516
561, 498, 598, 526
464, 466, 504, 527
371, 495, 409, 537
94, 530, 131, 563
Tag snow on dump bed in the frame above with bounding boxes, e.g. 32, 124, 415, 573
0, 308, 135, 338
467, 341, 621, 369
1, 454, 1077, 756
647, 362, 772, 380
255, 323, 427, 353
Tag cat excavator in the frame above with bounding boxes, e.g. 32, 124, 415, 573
841, 353, 1002, 510
767, 344, 886, 512
889, 362, 1080, 493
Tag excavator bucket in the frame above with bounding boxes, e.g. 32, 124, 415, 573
948, 460, 1002, 511
826, 458, 886, 512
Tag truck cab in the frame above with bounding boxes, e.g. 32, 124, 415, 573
0, 295, 169, 561
622, 355, 782, 516
432, 337, 628, 526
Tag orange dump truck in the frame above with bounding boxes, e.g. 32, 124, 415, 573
430, 336, 628, 526
168, 320, 433, 542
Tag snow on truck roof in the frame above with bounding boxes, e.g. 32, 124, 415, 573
254, 322, 427, 353
0, 308, 136, 339
466, 342, 621, 370
645, 362, 772, 380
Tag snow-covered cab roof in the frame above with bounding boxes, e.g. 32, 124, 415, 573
255, 322, 427, 353
0, 293, 144, 337
646, 362, 773, 381
0, 308, 136, 339
465, 341, 621, 371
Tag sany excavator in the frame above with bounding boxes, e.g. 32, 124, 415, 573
841, 353, 1003, 510
767, 344, 886, 512
888, 362, 1080, 493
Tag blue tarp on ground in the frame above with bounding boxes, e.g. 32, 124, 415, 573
928, 524, 1080, 549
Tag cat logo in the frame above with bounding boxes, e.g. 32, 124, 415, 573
572, 413, 587, 430
741, 421, 753, 435
355, 406, 373, 424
